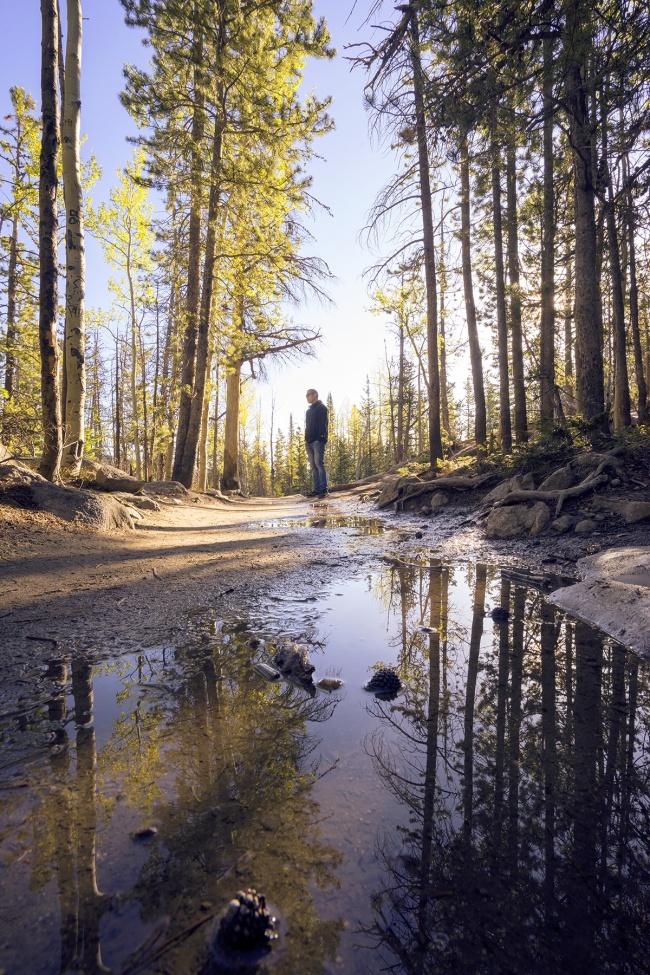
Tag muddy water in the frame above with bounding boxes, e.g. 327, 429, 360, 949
1, 561, 650, 974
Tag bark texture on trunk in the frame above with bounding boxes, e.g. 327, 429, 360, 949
459, 126, 487, 446
62, 0, 86, 472
409, 12, 442, 463
38, 0, 63, 482
221, 360, 242, 492
172, 37, 204, 485
491, 124, 512, 452
506, 142, 527, 440
563, 0, 605, 425
540, 37, 556, 424
178, 86, 225, 487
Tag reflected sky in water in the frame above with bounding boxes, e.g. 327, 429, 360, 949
1, 561, 649, 974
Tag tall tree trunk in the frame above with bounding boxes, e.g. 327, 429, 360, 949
506, 140, 527, 440
3, 212, 19, 401
222, 359, 242, 492
113, 339, 121, 466
563, 253, 575, 406
197, 349, 214, 491
62, 0, 85, 472
491, 123, 512, 452
175, 80, 225, 487
397, 321, 406, 462
540, 36, 556, 424
459, 125, 487, 447
562, 0, 605, 426
172, 36, 205, 483
128, 270, 141, 478
439, 219, 451, 438
602, 103, 631, 431
409, 11, 442, 464
38, 0, 63, 482
625, 162, 647, 422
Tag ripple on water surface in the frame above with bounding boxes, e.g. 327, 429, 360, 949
0, 561, 649, 974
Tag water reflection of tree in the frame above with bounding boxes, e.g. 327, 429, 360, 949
362, 562, 650, 974
5, 635, 345, 975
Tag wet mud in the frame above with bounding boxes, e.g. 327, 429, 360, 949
1, 544, 649, 974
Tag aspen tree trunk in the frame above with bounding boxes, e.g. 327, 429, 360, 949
3, 212, 19, 400
197, 350, 214, 491
625, 164, 647, 422
439, 220, 451, 438
540, 37, 556, 424
506, 141, 527, 440
172, 35, 204, 483
38, 0, 63, 482
490, 124, 512, 452
113, 341, 121, 465
409, 11, 442, 463
139, 328, 149, 477
396, 322, 405, 462
211, 367, 220, 489
222, 360, 242, 492
62, 0, 85, 472
128, 268, 142, 478
562, 0, 605, 425
459, 125, 487, 447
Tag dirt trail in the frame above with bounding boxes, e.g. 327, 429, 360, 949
0, 493, 356, 690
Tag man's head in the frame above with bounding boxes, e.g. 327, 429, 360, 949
306, 389, 318, 404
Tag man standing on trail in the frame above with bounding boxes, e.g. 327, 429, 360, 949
304, 388, 329, 499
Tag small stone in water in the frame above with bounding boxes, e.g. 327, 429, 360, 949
317, 677, 344, 692
132, 826, 158, 841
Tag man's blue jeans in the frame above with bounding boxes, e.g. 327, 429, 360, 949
306, 440, 328, 494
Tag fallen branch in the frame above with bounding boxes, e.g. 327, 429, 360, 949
388, 473, 494, 510
329, 462, 407, 492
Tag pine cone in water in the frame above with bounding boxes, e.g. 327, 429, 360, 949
218, 888, 277, 950
365, 667, 401, 693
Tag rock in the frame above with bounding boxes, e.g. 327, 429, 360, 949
143, 480, 190, 497
253, 662, 281, 682
132, 826, 158, 841
317, 677, 344, 692
538, 466, 576, 491
485, 502, 549, 538
552, 515, 574, 533
593, 497, 650, 524
429, 492, 450, 511
574, 519, 597, 534
0, 460, 134, 530
547, 547, 650, 657
93, 462, 145, 494
113, 492, 161, 511
272, 642, 315, 689
483, 473, 535, 505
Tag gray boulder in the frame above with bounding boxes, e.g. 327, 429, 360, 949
593, 497, 650, 524
538, 466, 576, 491
143, 480, 190, 497
486, 501, 550, 538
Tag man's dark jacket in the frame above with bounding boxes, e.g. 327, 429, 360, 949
305, 399, 328, 444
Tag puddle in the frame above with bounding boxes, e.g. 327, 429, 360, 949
1, 561, 650, 973
252, 515, 391, 535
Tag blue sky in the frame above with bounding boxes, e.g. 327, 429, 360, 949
1, 0, 404, 431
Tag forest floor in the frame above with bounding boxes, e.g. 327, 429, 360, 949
3, 481, 650, 710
